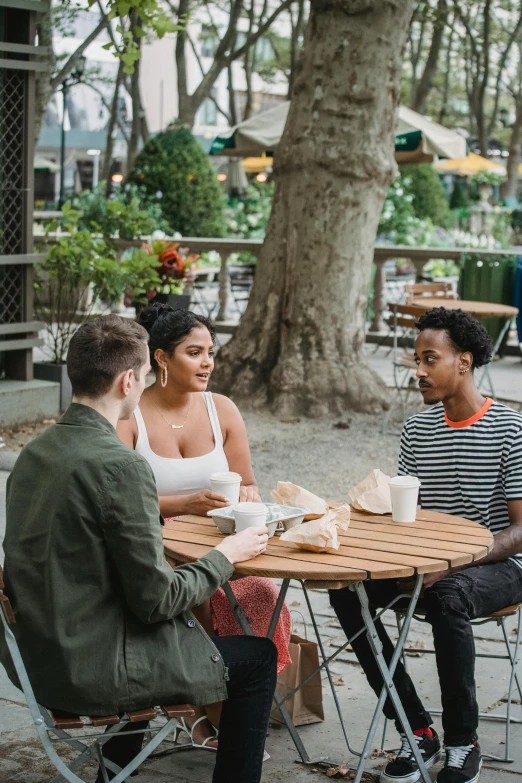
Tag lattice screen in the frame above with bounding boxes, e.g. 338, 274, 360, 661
0, 68, 26, 324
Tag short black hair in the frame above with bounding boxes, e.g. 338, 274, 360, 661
137, 303, 216, 368
416, 307, 493, 369
67, 315, 149, 398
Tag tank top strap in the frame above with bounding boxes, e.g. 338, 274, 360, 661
133, 405, 151, 451
202, 392, 224, 448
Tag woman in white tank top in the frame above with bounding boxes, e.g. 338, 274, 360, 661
118, 308, 260, 516
117, 304, 291, 751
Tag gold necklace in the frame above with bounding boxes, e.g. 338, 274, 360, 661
152, 397, 192, 430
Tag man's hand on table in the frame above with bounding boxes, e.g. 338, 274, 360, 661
215, 527, 269, 564
398, 568, 452, 595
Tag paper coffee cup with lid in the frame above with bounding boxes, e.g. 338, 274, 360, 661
388, 476, 421, 523
210, 471, 242, 505
233, 502, 268, 533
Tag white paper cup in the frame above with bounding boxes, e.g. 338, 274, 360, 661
389, 476, 421, 523
210, 471, 242, 505
233, 502, 268, 533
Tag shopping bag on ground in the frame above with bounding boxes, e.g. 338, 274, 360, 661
272, 633, 324, 726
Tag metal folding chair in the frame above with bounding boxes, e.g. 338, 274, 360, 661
0, 565, 195, 783
381, 602, 522, 763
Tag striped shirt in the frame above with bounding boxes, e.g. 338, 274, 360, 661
398, 398, 522, 568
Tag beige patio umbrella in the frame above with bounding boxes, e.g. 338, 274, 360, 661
210, 102, 467, 163
435, 152, 505, 177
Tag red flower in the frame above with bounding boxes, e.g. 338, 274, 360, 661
158, 247, 185, 279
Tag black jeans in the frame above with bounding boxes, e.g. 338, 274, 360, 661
329, 560, 522, 747
96, 635, 277, 783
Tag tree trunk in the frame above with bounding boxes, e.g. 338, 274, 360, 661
412, 0, 447, 114
126, 15, 143, 172
288, 0, 306, 99
34, 7, 55, 144
102, 59, 125, 192
228, 64, 238, 126
211, 0, 413, 417
438, 21, 454, 124
501, 97, 522, 201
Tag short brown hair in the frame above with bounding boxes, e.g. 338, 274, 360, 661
67, 315, 149, 398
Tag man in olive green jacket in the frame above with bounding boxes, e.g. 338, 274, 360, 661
0, 315, 276, 783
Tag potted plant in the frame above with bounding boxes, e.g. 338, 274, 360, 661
34, 204, 171, 410
137, 239, 199, 310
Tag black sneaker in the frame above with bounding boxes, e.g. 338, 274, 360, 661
437, 743, 482, 783
380, 729, 442, 783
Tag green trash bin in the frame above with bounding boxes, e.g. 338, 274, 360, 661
458, 254, 517, 351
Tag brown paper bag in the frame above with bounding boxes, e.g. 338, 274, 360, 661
348, 469, 392, 514
279, 504, 351, 553
271, 481, 328, 520
272, 633, 324, 726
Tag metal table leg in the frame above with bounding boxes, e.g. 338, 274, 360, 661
352, 575, 431, 783
221, 579, 311, 762
477, 315, 513, 398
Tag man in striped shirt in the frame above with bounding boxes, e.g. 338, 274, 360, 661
331, 307, 522, 783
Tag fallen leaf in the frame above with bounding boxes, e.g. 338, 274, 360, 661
333, 420, 351, 430
405, 639, 426, 657
291, 600, 301, 606
333, 677, 344, 686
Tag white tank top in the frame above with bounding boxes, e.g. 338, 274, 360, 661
134, 392, 230, 496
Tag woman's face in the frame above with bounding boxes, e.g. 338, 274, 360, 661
158, 325, 215, 393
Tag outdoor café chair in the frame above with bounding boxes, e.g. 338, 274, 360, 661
0, 565, 195, 783
373, 281, 457, 356
404, 281, 458, 303
381, 602, 522, 763
382, 304, 423, 434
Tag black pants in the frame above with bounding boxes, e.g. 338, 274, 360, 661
96, 635, 277, 783
329, 560, 522, 747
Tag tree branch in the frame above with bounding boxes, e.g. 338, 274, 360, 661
83, 80, 130, 143
487, 3, 522, 137
51, 15, 109, 92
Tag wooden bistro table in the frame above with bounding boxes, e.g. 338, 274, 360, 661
163, 509, 493, 783
409, 297, 519, 398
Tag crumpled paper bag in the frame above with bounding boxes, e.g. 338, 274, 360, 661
271, 481, 328, 521
348, 469, 392, 515
279, 504, 351, 553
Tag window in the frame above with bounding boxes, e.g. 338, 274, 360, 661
200, 25, 218, 58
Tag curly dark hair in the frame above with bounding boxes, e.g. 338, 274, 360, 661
137, 303, 216, 368
415, 306, 493, 369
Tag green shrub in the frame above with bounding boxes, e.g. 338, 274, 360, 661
72, 182, 171, 241
127, 125, 226, 237
399, 164, 450, 227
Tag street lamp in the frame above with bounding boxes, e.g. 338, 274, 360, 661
87, 148, 101, 188
59, 54, 87, 207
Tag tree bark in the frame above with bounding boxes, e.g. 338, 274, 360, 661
211, 0, 413, 417
412, 0, 447, 114
501, 97, 522, 201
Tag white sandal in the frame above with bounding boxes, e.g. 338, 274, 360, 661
175, 715, 218, 751
175, 716, 270, 761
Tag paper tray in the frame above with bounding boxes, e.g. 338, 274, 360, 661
207, 503, 307, 536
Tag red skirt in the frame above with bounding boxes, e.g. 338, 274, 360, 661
211, 576, 292, 675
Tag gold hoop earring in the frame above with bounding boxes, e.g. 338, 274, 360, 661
161, 366, 168, 388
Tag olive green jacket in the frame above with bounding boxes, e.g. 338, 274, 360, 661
0, 403, 234, 716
